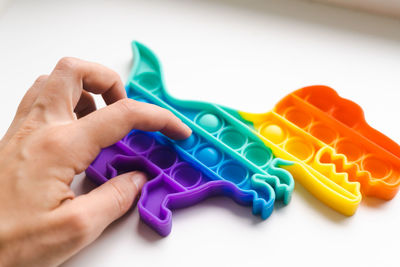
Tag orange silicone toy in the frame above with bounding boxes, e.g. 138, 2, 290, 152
275, 85, 400, 199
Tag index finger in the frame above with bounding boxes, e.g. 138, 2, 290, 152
75, 98, 192, 150
34, 57, 126, 119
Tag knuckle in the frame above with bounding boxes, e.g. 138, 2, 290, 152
32, 95, 51, 111
118, 98, 137, 109
163, 108, 174, 119
56, 57, 80, 72
109, 69, 122, 81
117, 98, 137, 115
11, 122, 38, 143
34, 74, 49, 84
39, 127, 70, 151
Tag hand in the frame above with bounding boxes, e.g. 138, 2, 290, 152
0, 58, 191, 267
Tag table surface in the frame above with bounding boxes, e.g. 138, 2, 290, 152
1, 0, 400, 266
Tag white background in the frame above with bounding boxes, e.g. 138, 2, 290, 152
315, 0, 400, 18
1, 0, 400, 266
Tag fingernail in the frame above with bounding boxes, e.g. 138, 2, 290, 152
131, 172, 147, 191
181, 122, 192, 137
184, 124, 192, 135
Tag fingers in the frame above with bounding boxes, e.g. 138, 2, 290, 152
75, 98, 192, 150
1, 75, 48, 145
33, 57, 126, 120
74, 91, 97, 119
61, 171, 147, 239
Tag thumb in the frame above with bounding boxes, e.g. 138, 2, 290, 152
67, 171, 147, 234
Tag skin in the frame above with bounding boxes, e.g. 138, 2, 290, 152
0, 57, 192, 267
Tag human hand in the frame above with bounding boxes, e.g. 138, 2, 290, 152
0, 58, 191, 267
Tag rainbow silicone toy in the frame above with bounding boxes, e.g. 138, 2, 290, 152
86, 42, 295, 236
86, 41, 400, 236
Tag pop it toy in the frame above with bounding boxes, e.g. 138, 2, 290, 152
86, 41, 400, 235
86, 42, 294, 236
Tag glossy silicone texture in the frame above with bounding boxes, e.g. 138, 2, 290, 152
238, 86, 400, 215
87, 41, 399, 232
87, 130, 284, 236
86, 41, 294, 236
278, 86, 400, 199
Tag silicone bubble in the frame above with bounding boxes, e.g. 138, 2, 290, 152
194, 146, 222, 167
260, 124, 286, 144
304, 89, 334, 112
218, 161, 249, 185
196, 113, 223, 133
176, 134, 198, 150
284, 138, 314, 162
331, 106, 359, 128
135, 72, 161, 91
243, 144, 272, 167
171, 163, 202, 188
309, 123, 337, 145
219, 128, 247, 150
335, 139, 364, 162
362, 156, 391, 179
126, 132, 154, 153
283, 107, 313, 129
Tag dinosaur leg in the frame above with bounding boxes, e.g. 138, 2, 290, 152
139, 177, 275, 236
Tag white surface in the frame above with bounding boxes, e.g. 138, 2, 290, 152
0, 0, 400, 266
314, 0, 400, 18
0, 0, 9, 13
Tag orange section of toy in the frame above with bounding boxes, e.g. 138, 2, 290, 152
274, 85, 400, 199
